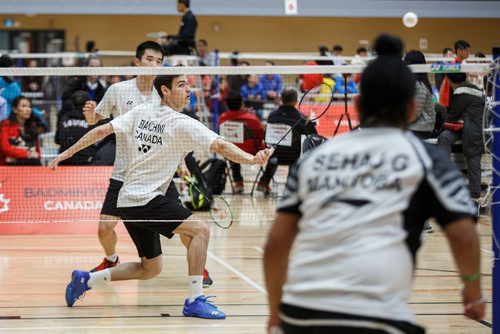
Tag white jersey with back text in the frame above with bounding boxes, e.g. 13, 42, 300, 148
110, 102, 218, 208
95, 78, 160, 181
278, 128, 476, 323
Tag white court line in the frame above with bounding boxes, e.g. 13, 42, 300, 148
208, 251, 267, 295
253, 246, 264, 254
0, 324, 265, 331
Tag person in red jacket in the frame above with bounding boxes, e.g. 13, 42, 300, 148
0, 95, 41, 165
218, 92, 265, 193
439, 40, 470, 108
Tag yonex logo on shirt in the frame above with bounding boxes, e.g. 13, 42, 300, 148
138, 144, 152, 153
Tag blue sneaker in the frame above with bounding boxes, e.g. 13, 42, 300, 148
65, 270, 91, 307
183, 296, 226, 319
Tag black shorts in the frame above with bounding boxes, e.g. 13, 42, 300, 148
280, 304, 425, 334
119, 183, 192, 260
100, 178, 124, 217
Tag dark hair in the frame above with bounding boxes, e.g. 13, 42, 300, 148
9, 96, 38, 140
153, 73, 182, 98
136, 41, 164, 61
319, 45, 329, 55
72, 90, 90, 110
178, 0, 190, 7
281, 88, 298, 105
404, 50, 432, 94
265, 60, 275, 66
442, 47, 452, 55
197, 39, 208, 46
475, 52, 486, 58
446, 72, 467, 85
332, 44, 343, 52
454, 40, 470, 53
356, 47, 367, 54
0, 54, 14, 68
85, 40, 96, 53
359, 34, 415, 127
225, 92, 243, 111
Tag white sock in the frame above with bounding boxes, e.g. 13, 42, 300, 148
88, 269, 111, 288
188, 275, 203, 302
105, 254, 118, 262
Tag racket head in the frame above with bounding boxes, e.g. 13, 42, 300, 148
298, 82, 334, 122
209, 196, 233, 229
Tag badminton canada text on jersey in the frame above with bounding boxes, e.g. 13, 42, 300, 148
135, 119, 167, 147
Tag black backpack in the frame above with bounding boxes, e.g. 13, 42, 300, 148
184, 153, 213, 211
200, 158, 227, 195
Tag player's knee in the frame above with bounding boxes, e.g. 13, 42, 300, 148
141, 261, 162, 279
98, 219, 117, 236
195, 222, 211, 240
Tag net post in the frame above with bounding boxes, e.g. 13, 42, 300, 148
213, 49, 220, 134
493, 46, 500, 333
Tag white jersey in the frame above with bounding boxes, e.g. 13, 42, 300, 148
278, 128, 476, 323
111, 103, 219, 208
95, 78, 160, 181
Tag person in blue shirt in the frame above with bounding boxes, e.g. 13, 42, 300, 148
0, 55, 46, 127
259, 61, 283, 101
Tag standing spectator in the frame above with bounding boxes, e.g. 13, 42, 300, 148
227, 60, 249, 96
196, 39, 215, 66
331, 44, 346, 65
218, 92, 265, 193
0, 96, 41, 165
438, 72, 485, 207
298, 61, 324, 92
434, 47, 455, 91
21, 59, 43, 93
439, 40, 470, 108
161, 0, 197, 55
62, 54, 106, 106
264, 34, 484, 334
259, 61, 283, 101
351, 47, 368, 84
256, 88, 317, 193
55, 90, 96, 165
316, 45, 333, 66
404, 50, 435, 140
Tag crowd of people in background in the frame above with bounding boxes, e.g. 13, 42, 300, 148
0, 32, 493, 202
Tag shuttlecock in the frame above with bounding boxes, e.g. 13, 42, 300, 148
402, 12, 418, 28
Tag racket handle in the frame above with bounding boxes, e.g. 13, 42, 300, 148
251, 164, 260, 171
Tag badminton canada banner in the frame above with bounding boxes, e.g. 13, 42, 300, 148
0, 166, 118, 234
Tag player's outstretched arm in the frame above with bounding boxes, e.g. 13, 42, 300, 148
82, 100, 103, 125
444, 218, 485, 320
209, 138, 273, 165
49, 123, 114, 169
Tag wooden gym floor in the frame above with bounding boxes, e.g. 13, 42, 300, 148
0, 194, 492, 333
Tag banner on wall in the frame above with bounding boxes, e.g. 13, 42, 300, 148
0, 166, 127, 234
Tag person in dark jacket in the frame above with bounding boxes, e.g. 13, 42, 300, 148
256, 88, 317, 193
55, 90, 97, 165
438, 72, 485, 201
61, 55, 106, 107
161, 0, 198, 55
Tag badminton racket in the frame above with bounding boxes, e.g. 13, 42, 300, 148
252, 82, 334, 170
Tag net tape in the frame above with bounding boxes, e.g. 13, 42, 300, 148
0, 63, 494, 77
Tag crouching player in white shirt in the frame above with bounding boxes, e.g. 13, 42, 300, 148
51, 73, 273, 319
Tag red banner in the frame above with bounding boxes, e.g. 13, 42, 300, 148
0, 167, 127, 234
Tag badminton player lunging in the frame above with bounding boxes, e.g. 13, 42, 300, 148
51, 73, 272, 319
